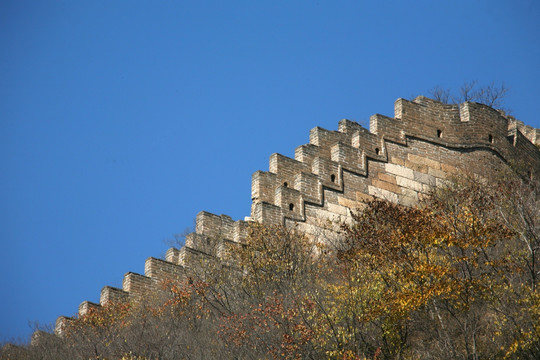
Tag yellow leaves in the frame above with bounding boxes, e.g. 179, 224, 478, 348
48, 177, 540, 359
224, 223, 319, 297
120, 352, 148, 360
332, 191, 535, 356
68, 301, 133, 334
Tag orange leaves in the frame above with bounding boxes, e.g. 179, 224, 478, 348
333, 190, 533, 357
68, 302, 132, 334
53, 178, 540, 359
218, 294, 315, 359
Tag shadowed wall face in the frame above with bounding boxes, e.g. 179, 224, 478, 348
57, 97, 540, 332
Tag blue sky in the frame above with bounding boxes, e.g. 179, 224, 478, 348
1, 0, 539, 342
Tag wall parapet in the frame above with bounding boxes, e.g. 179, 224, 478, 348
55, 96, 540, 334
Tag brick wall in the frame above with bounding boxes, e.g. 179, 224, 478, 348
56, 96, 540, 332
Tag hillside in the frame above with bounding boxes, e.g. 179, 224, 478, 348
2, 96, 540, 359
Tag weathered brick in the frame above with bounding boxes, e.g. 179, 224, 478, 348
405, 159, 428, 173
372, 178, 402, 194
385, 163, 415, 179
327, 202, 350, 216
356, 191, 374, 202
413, 171, 435, 185
428, 167, 447, 179
441, 163, 459, 174
61, 95, 540, 333
396, 176, 430, 194
378, 172, 397, 184
338, 196, 365, 209
408, 154, 441, 170
390, 156, 406, 166
368, 185, 399, 203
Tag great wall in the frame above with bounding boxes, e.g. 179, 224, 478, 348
55, 96, 540, 333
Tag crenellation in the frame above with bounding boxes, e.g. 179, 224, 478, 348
100, 286, 129, 305
144, 257, 184, 282
195, 211, 224, 239
338, 119, 366, 134
294, 172, 322, 204
232, 220, 249, 242
510, 118, 540, 145
177, 246, 212, 268
78, 301, 100, 317
512, 130, 540, 178
165, 247, 182, 265
122, 272, 155, 297
269, 153, 310, 185
330, 142, 368, 175
251, 170, 278, 203
183, 232, 220, 256
219, 215, 236, 241
351, 128, 385, 159
398, 97, 461, 123
309, 127, 353, 159
57, 96, 540, 334
184, 232, 211, 252
369, 114, 406, 144
251, 201, 283, 225
295, 143, 321, 165
311, 157, 342, 190
395, 99, 519, 158
275, 184, 305, 221
54, 316, 72, 335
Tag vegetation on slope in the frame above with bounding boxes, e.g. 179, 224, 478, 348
2, 173, 539, 360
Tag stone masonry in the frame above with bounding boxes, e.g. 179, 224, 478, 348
56, 96, 540, 332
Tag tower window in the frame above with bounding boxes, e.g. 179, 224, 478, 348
507, 135, 515, 145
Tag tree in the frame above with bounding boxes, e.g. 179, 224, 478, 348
3, 174, 539, 359
429, 81, 509, 110
328, 172, 539, 359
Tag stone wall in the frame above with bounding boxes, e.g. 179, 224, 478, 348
55, 96, 540, 333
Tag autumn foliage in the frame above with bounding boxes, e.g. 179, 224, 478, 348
2, 175, 539, 359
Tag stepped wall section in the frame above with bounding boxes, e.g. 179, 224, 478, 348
55, 96, 540, 333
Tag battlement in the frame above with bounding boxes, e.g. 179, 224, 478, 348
56, 97, 540, 333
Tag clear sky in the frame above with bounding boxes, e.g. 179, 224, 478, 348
1, 0, 539, 342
